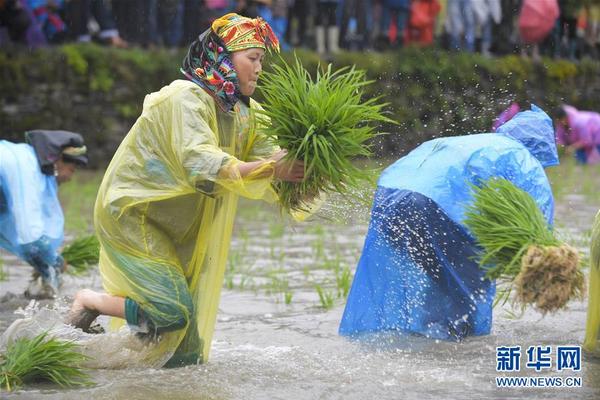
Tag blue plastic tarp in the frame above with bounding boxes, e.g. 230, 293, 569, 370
339, 105, 557, 340
0, 140, 64, 284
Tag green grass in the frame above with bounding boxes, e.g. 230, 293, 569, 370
58, 170, 103, 235
315, 284, 335, 310
0, 255, 6, 281
0, 332, 92, 391
335, 264, 352, 299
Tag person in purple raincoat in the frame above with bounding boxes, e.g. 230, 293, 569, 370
554, 105, 600, 165
492, 102, 521, 132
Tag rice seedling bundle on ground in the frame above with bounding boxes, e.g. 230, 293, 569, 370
258, 56, 394, 213
0, 332, 92, 391
463, 178, 585, 313
61, 235, 100, 275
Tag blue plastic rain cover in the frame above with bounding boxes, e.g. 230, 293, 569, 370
340, 108, 556, 340
0, 141, 64, 265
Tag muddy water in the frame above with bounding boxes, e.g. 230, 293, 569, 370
1, 170, 599, 399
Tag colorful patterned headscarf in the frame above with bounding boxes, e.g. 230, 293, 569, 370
181, 13, 279, 113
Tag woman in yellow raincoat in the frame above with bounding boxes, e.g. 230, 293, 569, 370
66, 13, 305, 367
584, 210, 600, 357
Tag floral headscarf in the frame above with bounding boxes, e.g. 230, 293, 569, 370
181, 13, 279, 113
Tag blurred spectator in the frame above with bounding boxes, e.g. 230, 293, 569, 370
1, 0, 32, 44
113, 0, 151, 46
405, 0, 440, 47
492, 0, 520, 54
472, 0, 501, 56
580, 0, 600, 58
315, 0, 339, 55
555, 105, 600, 165
181, 0, 206, 44
492, 102, 520, 132
65, 0, 127, 47
382, 0, 410, 48
554, 0, 581, 59
27, 0, 67, 42
286, 0, 311, 48
340, 0, 370, 50
446, 0, 475, 51
148, 0, 183, 48
268, 0, 289, 50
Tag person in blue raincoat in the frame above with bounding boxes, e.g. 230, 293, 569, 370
0, 130, 88, 298
339, 105, 559, 341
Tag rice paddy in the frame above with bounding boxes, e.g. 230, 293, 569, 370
0, 157, 598, 398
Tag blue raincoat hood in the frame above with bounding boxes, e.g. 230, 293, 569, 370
496, 104, 559, 168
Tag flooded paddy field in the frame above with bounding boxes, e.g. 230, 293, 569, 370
0, 159, 599, 399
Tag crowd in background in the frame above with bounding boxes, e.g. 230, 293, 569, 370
1, 0, 600, 60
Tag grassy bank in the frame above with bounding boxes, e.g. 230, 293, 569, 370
2, 44, 600, 166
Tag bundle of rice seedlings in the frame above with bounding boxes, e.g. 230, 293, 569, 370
258, 56, 394, 213
61, 235, 100, 275
463, 178, 585, 313
0, 332, 92, 391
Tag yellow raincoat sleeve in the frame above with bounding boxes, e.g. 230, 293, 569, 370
175, 84, 277, 202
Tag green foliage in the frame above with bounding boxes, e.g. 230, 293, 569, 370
2, 44, 600, 167
0, 332, 92, 391
464, 178, 559, 280
61, 235, 100, 275
315, 284, 335, 310
259, 56, 393, 212
0, 255, 6, 281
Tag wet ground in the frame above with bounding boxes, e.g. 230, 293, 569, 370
0, 161, 599, 399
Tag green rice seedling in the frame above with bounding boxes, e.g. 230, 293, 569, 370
313, 235, 325, 260
0, 332, 92, 391
224, 274, 234, 290
464, 178, 585, 313
335, 264, 352, 299
315, 284, 335, 310
258, 56, 395, 213
0, 255, 6, 281
284, 291, 293, 305
61, 235, 100, 275
269, 222, 285, 240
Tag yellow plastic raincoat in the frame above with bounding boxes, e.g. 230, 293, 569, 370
95, 79, 279, 367
584, 209, 600, 357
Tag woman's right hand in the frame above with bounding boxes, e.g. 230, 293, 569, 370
270, 150, 305, 182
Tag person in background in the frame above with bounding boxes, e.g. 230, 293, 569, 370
492, 102, 521, 132
148, 0, 184, 48
381, 0, 410, 48
285, 0, 311, 48
554, 105, 600, 165
64, 0, 127, 47
404, 0, 441, 47
26, 0, 67, 42
446, 0, 474, 51
0, 0, 32, 44
315, 0, 339, 55
339, 0, 370, 50
340, 106, 558, 341
472, 0, 501, 56
0, 130, 88, 299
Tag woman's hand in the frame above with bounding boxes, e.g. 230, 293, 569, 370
270, 150, 305, 182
